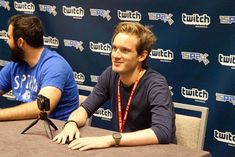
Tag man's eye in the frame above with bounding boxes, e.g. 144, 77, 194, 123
122, 48, 129, 53
112, 46, 117, 51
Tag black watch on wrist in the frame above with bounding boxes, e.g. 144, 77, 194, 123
112, 132, 122, 146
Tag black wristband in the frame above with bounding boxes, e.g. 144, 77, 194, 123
63, 120, 79, 129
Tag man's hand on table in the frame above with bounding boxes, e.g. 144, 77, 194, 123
68, 135, 114, 151
53, 122, 80, 144
53, 122, 115, 151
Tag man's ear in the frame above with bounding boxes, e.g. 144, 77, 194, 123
16, 37, 24, 48
138, 50, 148, 62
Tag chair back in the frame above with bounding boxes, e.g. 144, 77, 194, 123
78, 85, 94, 125
174, 102, 209, 150
78, 94, 92, 126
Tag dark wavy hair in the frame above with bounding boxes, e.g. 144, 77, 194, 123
8, 14, 44, 48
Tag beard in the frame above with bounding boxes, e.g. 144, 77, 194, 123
10, 44, 25, 63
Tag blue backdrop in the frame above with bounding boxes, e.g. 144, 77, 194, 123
1, 1, 235, 156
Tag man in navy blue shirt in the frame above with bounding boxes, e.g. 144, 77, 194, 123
54, 22, 176, 150
0, 14, 78, 121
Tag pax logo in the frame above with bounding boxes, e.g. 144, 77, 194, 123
0, 0, 10, 11
148, 12, 174, 25
181, 51, 209, 65
216, 93, 235, 105
90, 75, 99, 83
219, 16, 235, 24
90, 9, 111, 21
39, 4, 57, 16
64, 39, 84, 52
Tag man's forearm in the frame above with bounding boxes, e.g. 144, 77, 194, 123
119, 128, 159, 146
0, 101, 40, 121
67, 106, 88, 128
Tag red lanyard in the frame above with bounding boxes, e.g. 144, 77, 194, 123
117, 71, 142, 132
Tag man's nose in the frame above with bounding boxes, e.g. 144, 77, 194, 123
112, 49, 122, 57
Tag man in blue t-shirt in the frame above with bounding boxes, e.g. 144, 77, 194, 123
0, 14, 78, 121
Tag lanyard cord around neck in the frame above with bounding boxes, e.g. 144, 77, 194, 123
117, 71, 143, 132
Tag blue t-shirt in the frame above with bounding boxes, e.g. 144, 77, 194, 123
0, 48, 78, 121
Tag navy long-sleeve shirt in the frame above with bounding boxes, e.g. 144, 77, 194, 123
82, 66, 176, 144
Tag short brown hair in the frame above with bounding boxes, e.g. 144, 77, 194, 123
8, 14, 44, 48
111, 22, 157, 68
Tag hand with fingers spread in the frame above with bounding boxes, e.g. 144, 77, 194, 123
53, 122, 80, 144
68, 135, 114, 151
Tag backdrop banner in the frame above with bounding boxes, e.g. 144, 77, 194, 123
0, 1, 235, 156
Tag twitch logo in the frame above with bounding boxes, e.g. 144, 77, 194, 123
181, 87, 208, 102
149, 49, 174, 62
89, 41, 111, 55
94, 108, 113, 121
43, 36, 59, 48
90, 9, 111, 21
117, 10, 141, 21
182, 13, 210, 28
148, 12, 174, 25
62, 5, 84, 19
14, 1, 35, 13
218, 53, 235, 69
214, 130, 235, 146
74, 72, 85, 84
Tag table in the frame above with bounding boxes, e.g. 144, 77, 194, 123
0, 119, 211, 157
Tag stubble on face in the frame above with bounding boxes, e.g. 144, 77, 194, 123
111, 33, 139, 75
